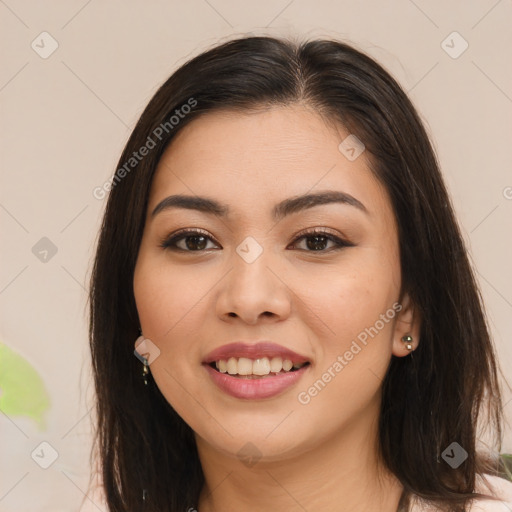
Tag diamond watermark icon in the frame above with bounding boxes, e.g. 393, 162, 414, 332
236, 236, 263, 264
441, 31, 468, 59
441, 442, 468, 468
31, 441, 59, 469
31, 32, 59, 59
237, 442, 262, 468
32, 237, 58, 263
338, 134, 365, 161
134, 336, 161, 365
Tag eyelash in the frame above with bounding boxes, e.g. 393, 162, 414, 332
159, 227, 354, 253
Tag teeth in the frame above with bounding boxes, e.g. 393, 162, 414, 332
282, 359, 293, 371
237, 357, 253, 375
226, 357, 238, 375
269, 357, 283, 373
253, 357, 271, 375
214, 357, 306, 376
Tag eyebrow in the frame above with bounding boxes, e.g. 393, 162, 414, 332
151, 190, 368, 221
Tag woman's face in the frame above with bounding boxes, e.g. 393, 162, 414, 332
133, 104, 415, 464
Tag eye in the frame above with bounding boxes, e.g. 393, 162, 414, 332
159, 228, 354, 253
159, 229, 220, 252
288, 228, 354, 252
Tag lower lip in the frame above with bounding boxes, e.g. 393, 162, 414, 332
203, 364, 310, 400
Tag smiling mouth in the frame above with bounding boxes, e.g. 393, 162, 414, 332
208, 357, 310, 379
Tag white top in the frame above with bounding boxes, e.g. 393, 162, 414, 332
78, 474, 512, 511
410, 474, 512, 511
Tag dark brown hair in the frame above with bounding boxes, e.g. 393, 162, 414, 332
88, 35, 507, 511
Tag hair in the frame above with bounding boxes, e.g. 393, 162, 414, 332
88, 35, 507, 511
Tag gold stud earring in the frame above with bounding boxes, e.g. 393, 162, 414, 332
401, 335, 414, 351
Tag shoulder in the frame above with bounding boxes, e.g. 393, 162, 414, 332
409, 474, 512, 512
470, 474, 512, 511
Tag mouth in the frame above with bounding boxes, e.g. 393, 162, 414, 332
202, 341, 311, 399
207, 357, 311, 379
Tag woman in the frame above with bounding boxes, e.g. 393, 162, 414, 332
87, 35, 512, 511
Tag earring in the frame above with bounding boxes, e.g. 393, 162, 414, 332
142, 357, 150, 386
401, 335, 414, 351
135, 331, 150, 386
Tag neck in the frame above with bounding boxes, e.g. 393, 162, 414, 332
195, 405, 404, 512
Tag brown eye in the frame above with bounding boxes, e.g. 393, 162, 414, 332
160, 228, 353, 253
289, 229, 354, 252
160, 229, 219, 252
297, 234, 333, 251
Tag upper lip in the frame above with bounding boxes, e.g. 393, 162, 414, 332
203, 341, 310, 364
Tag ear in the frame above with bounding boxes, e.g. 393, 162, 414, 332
391, 292, 421, 357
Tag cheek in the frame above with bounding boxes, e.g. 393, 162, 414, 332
295, 254, 399, 347
293, 266, 399, 427
133, 256, 205, 417
134, 253, 204, 338
133, 266, 172, 335
133, 253, 217, 392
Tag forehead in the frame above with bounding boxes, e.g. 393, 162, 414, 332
148, 105, 390, 220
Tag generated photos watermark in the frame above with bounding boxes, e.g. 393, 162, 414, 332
297, 301, 403, 405
93, 97, 197, 200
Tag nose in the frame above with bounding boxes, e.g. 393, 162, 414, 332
215, 246, 292, 325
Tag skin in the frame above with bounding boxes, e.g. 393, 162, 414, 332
133, 104, 421, 512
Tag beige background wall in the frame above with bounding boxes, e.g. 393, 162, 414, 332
1, 1, 511, 510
